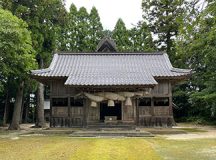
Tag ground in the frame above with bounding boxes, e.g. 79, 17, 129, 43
0, 124, 216, 160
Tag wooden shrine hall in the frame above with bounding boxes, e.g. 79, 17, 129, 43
31, 37, 191, 127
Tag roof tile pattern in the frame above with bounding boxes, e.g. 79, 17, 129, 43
31, 53, 191, 86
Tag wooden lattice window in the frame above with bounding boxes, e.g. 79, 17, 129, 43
70, 97, 84, 107
154, 97, 169, 106
139, 98, 151, 106
52, 98, 68, 106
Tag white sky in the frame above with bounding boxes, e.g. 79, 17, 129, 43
65, 0, 143, 30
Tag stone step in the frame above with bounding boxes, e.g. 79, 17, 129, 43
25, 128, 154, 137
69, 130, 153, 137
87, 124, 135, 130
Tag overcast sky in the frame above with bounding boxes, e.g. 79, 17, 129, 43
65, 0, 143, 30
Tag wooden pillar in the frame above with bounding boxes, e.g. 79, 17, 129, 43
151, 96, 155, 127
132, 99, 135, 124
68, 96, 71, 127
135, 98, 139, 125
150, 97, 154, 116
122, 102, 124, 122
168, 82, 173, 116
97, 102, 100, 123
50, 96, 53, 128
169, 96, 173, 116
49, 82, 53, 128
168, 81, 176, 126
85, 99, 89, 126
83, 99, 87, 127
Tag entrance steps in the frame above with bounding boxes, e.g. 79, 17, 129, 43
27, 128, 153, 137
69, 127, 153, 137
87, 124, 136, 130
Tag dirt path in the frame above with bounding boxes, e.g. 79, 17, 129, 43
163, 125, 216, 140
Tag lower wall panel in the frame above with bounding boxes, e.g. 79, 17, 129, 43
50, 117, 83, 127
50, 116, 175, 127
154, 106, 170, 116
139, 116, 175, 127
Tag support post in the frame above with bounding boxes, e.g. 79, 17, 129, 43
49, 82, 53, 127
68, 96, 71, 127
151, 96, 155, 127
135, 98, 139, 126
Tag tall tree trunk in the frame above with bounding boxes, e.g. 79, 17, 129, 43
36, 82, 45, 127
19, 96, 25, 124
8, 81, 24, 130
3, 88, 9, 126
35, 58, 45, 127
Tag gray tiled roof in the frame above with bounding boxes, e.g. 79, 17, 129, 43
31, 52, 191, 86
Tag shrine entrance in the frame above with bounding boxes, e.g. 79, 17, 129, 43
100, 102, 122, 121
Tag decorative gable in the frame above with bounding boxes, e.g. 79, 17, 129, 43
96, 37, 117, 52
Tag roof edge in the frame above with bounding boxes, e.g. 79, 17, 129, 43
163, 53, 192, 75
171, 67, 192, 73
31, 53, 58, 75
64, 84, 157, 87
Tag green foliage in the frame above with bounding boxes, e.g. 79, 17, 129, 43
1, 1, 67, 124
76, 7, 91, 51
173, 84, 191, 121
0, 8, 36, 82
65, 3, 79, 51
142, 0, 185, 61
112, 19, 155, 52
174, 0, 216, 122
129, 21, 156, 52
7, 0, 67, 67
67, 5, 91, 51
0, 9, 36, 124
0, 0, 12, 10
190, 2, 216, 119
89, 7, 103, 51
65, 4, 103, 52
112, 18, 131, 51
140, 0, 216, 123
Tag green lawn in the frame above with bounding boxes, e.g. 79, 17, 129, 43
0, 136, 216, 160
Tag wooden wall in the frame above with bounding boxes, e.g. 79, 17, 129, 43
50, 80, 84, 127
49, 79, 175, 127
137, 80, 174, 127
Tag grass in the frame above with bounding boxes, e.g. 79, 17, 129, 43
0, 136, 216, 160
176, 127, 207, 133
149, 138, 216, 160
0, 136, 160, 160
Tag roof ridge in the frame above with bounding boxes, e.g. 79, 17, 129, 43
55, 52, 165, 55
